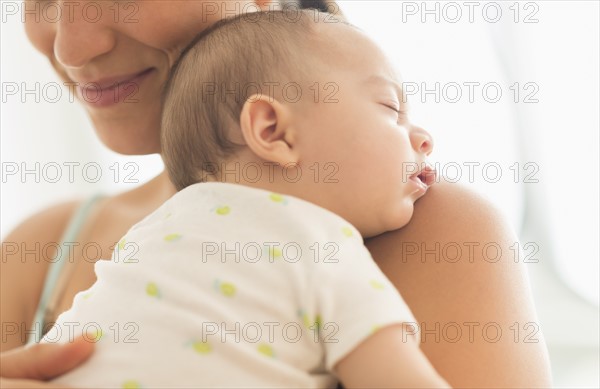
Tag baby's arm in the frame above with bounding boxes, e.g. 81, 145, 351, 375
335, 324, 451, 389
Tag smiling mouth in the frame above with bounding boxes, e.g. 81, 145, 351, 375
81, 68, 155, 92
75, 68, 155, 108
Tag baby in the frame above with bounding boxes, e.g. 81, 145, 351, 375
43, 9, 447, 389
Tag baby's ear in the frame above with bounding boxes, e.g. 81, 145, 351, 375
239, 95, 298, 166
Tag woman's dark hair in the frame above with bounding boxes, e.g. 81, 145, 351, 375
301, 0, 344, 17
300, 0, 330, 12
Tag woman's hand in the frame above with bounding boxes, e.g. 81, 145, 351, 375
0, 336, 94, 388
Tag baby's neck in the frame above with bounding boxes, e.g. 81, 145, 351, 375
207, 156, 390, 239
212, 158, 306, 200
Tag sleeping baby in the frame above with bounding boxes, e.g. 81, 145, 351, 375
43, 9, 448, 389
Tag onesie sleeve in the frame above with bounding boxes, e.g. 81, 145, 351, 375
308, 224, 420, 373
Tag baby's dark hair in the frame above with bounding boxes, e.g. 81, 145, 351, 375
161, 7, 350, 191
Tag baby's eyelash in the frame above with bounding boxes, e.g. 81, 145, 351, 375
385, 104, 406, 117
383, 104, 408, 125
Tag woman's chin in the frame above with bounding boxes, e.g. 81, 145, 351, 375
92, 118, 162, 156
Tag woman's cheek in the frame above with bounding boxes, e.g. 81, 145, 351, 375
130, 3, 212, 51
24, 18, 56, 57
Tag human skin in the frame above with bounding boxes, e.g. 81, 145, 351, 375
1, 1, 552, 388
209, 20, 436, 237
0, 336, 94, 388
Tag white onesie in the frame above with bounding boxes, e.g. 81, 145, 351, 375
43, 182, 419, 388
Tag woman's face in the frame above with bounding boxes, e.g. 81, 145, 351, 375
24, 0, 266, 155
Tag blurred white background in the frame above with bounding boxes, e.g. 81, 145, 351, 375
1, 0, 598, 387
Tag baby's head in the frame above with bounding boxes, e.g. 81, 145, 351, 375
161, 9, 435, 238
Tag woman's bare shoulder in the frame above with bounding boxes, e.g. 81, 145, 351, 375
3, 200, 82, 245
2, 173, 175, 260
367, 181, 513, 255
401, 180, 511, 235
366, 181, 528, 317
1, 200, 83, 351
366, 182, 552, 388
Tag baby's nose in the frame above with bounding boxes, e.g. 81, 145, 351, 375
410, 125, 434, 156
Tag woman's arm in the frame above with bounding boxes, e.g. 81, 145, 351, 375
365, 181, 553, 388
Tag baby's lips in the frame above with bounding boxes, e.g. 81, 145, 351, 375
420, 166, 437, 187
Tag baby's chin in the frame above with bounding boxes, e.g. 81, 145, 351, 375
361, 201, 415, 239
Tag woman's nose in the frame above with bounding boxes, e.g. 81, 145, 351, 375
410, 125, 434, 156
53, 1, 116, 69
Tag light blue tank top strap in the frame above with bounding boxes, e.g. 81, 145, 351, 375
27, 193, 105, 345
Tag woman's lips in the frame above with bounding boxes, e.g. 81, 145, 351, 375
76, 68, 154, 108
